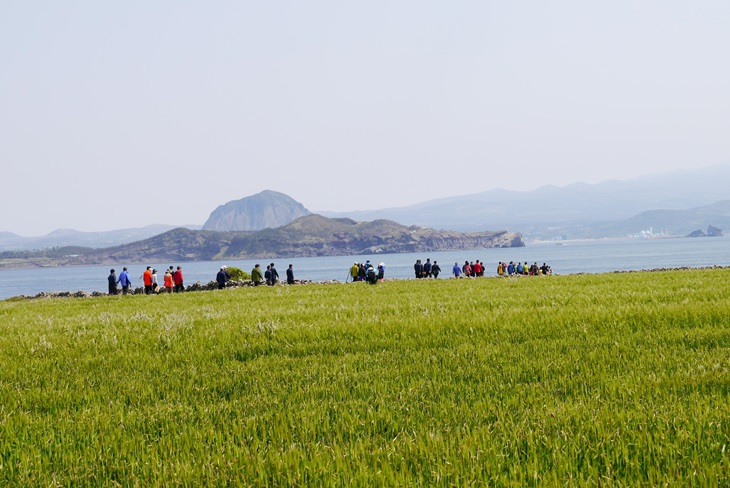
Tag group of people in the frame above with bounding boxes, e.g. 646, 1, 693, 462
450, 260, 553, 277
107, 257, 553, 295
497, 261, 553, 276
349, 257, 553, 283
108, 262, 298, 295
451, 260, 487, 278
108, 265, 185, 295
250, 263, 295, 286
218, 262, 296, 288
413, 258, 442, 278
349, 261, 385, 284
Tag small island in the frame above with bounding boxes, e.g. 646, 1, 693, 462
687, 225, 723, 238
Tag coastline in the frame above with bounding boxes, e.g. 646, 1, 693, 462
3, 236, 728, 301
6, 265, 729, 302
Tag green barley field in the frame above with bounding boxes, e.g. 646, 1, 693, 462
1, 269, 729, 486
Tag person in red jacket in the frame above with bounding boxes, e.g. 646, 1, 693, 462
173, 266, 184, 292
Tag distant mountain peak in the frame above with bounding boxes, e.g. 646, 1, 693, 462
319, 164, 730, 237
202, 190, 311, 232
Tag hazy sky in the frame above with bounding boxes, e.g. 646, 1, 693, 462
2, 1, 729, 235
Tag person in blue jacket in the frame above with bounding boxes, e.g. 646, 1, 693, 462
117, 267, 132, 295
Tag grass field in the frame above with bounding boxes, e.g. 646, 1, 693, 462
1, 269, 729, 486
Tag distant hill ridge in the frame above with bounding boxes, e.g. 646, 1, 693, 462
0, 215, 523, 268
320, 164, 730, 238
202, 190, 311, 232
4, 166, 729, 248
0, 224, 194, 253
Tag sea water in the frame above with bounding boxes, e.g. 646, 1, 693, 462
0, 236, 728, 300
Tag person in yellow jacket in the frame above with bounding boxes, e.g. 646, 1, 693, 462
350, 263, 360, 282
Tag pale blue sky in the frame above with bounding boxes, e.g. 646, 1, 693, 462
2, 1, 729, 235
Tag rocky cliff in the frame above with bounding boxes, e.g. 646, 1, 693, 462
202, 190, 311, 231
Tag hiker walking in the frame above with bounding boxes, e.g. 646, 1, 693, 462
173, 266, 184, 292
251, 264, 264, 286
108, 269, 118, 295
216, 266, 231, 289
432, 261, 441, 279
117, 267, 132, 294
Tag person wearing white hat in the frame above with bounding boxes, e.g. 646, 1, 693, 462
216, 266, 231, 289
350, 262, 360, 282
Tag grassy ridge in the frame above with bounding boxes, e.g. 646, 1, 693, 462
1, 270, 729, 485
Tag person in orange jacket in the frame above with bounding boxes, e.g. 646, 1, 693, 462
163, 270, 174, 293
142, 266, 153, 294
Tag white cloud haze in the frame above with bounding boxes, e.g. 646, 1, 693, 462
1, 1, 729, 235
